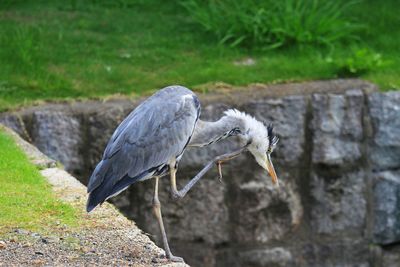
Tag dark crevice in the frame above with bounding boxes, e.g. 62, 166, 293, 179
297, 95, 314, 240
78, 112, 90, 186
380, 240, 400, 250
362, 89, 381, 267
362, 89, 375, 243
371, 167, 400, 173
312, 160, 366, 176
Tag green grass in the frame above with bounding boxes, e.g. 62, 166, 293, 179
0, 130, 78, 235
0, 0, 399, 111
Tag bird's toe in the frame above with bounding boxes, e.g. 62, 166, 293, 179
168, 255, 185, 263
152, 254, 185, 264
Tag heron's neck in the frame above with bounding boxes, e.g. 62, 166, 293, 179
188, 115, 246, 147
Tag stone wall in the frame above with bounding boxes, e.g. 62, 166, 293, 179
2, 79, 400, 267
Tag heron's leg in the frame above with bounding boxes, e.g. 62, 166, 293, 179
217, 162, 223, 183
170, 146, 247, 199
152, 177, 184, 263
169, 167, 180, 199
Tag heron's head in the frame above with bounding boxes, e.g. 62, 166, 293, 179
225, 109, 280, 186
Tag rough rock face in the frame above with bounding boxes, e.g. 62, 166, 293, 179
368, 92, 400, 171
310, 170, 367, 236
236, 247, 293, 267
1, 79, 400, 267
311, 90, 364, 167
373, 171, 400, 244
246, 95, 307, 167
298, 240, 371, 267
30, 110, 83, 173
310, 90, 367, 238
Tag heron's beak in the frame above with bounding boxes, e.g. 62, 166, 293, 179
266, 154, 279, 187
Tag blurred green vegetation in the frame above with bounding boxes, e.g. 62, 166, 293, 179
0, 129, 78, 235
181, 0, 361, 49
0, 0, 399, 111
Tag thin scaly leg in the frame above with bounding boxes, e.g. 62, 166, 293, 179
170, 146, 247, 199
169, 167, 180, 199
152, 177, 184, 263
217, 161, 223, 183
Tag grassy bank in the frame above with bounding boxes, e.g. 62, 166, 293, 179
0, 0, 399, 111
0, 129, 77, 235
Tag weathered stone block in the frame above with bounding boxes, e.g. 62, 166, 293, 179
31, 110, 83, 173
0, 113, 26, 138
246, 95, 307, 167
237, 247, 293, 267
368, 92, 400, 171
382, 246, 400, 267
298, 241, 370, 267
216, 247, 293, 267
312, 90, 363, 166
373, 170, 400, 245
230, 166, 302, 244
310, 171, 366, 236
174, 242, 217, 267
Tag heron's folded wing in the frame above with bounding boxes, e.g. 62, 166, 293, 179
87, 87, 200, 193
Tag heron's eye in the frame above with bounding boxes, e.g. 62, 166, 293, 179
267, 146, 272, 154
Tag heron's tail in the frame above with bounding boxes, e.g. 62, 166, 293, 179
87, 192, 100, 213
86, 159, 112, 212
86, 159, 150, 213
86, 172, 144, 213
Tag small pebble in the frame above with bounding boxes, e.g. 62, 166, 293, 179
23, 242, 32, 248
0, 241, 6, 249
32, 259, 45, 265
42, 236, 58, 244
81, 246, 91, 253
15, 229, 29, 235
31, 233, 41, 238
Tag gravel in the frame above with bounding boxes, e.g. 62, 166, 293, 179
0, 227, 177, 266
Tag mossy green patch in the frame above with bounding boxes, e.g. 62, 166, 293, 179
0, 130, 78, 235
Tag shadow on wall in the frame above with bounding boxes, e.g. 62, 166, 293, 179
2, 79, 400, 267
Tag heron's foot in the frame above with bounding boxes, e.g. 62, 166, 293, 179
152, 254, 185, 264
171, 190, 184, 200
167, 254, 185, 263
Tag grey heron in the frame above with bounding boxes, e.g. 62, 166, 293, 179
86, 85, 279, 262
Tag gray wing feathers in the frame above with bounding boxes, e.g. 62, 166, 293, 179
87, 86, 199, 193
